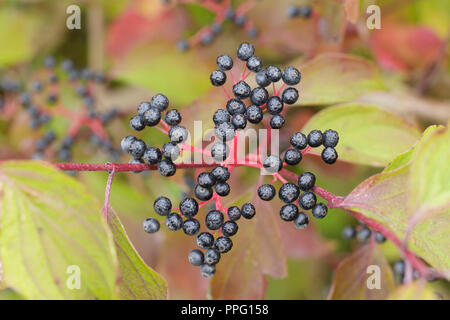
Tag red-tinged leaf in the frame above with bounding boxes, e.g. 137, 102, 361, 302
107, 6, 186, 60
276, 215, 334, 259
344, 0, 360, 24
328, 241, 395, 299
370, 23, 443, 71
156, 231, 209, 299
210, 196, 288, 299
336, 125, 450, 278
293, 54, 385, 106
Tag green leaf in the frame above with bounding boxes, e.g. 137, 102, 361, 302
107, 207, 167, 300
337, 125, 450, 278
384, 125, 444, 172
409, 125, 450, 216
0, 8, 33, 66
302, 103, 421, 167
114, 42, 211, 106
296, 53, 385, 106
328, 242, 395, 299
0, 161, 117, 299
389, 281, 438, 300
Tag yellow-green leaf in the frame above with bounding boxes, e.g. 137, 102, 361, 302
338, 125, 450, 278
107, 207, 167, 300
296, 54, 385, 106
302, 103, 421, 167
0, 161, 116, 299
389, 281, 438, 300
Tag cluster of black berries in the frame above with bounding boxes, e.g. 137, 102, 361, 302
137, 43, 331, 278
342, 223, 386, 244
143, 169, 256, 278
286, 5, 312, 18
210, 42, 300, 133
121, 93, 188, 177
0, 56, 120, 161
172, 2, 259, 51
257, 129, 339, 227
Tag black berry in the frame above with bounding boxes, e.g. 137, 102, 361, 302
215, 122, 236, 141
204, 248, 221, 265
321, 147, 338, 164
232, 81, 251, 99
279, 183, 300, 203
256, 70, 271, 87
226, 98, 246, 115
297, 172, 315, 191
247, 56, 263, 72
211, 166, 230, 182
311, 203, 328, 219
241, 203, 256, 219
143, 218, 160, 233
215, 182, 230, 196
188, 249, 204, 266
342, 226, 356, 239
270, 114, 285, 129
232, 113, 247, 130
158, 159, 176, 176
164, 109, 182, 126
290, 132, 308, 150
294, 212, 309, 229
250, 87, 269, 106
214, 236, 233, 253
165, 213, 183, 231
280, 204, 299, 221
227, 206, 241, 221
211, 142, 229, 161
143, 147, 162, 164
284, 148, 302, 165
298, 191, 316, 210
201, 264, 216, 278
182, 218, 201, 236
357, 227, 371, 243
222, 221, 238, 237
161, 142, 180, 160
213, 109, 231, 125
307, 130, 323, 147
169, 125, 188, 144
151, 93, 169, 111
246, 105, 263, 124
263, 155, 283, 173
258, 184, 276, 201
197, 172, 216, 187
210, 70, 227, 86
217, 55, 233, 71
265, 65, 282, 82
130, 115, 146, 131
129, 139, 146, 159
180, 197, 199, 218
282, 67, 301, 85
154, 196, 172, 216
266, 96, 284, 115
194, 184, 214, 201
282, 87, 299, 104
143, 107, 161, 126
237, 42, 255, 61
197, 232, 214, 249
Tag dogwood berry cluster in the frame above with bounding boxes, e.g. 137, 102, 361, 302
132, 42, 338, 278
0, 57, 120, 161
258, 128, 339, 228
